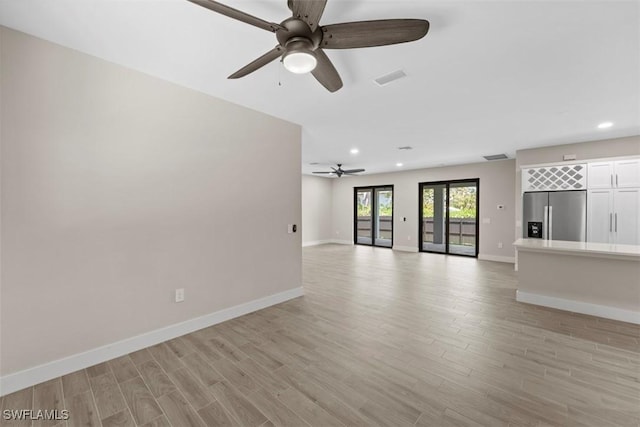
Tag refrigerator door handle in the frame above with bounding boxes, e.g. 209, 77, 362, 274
543, 205, 549, 240
616, 174, 619, 187
548, 206, 553, 240
615, 213, 618, 232
611, 174, 614, 187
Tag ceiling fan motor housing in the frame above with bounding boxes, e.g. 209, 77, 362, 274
276, 17, 323, 50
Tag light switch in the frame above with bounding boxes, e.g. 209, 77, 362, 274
482, 218, 491, 224
175, 288, 184, 303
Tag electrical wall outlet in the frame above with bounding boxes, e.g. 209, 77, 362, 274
175, 288, 185, 303
498, 242, 503, 249
407, 235, 411, 240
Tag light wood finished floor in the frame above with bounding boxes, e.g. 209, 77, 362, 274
2, 244, 639, 426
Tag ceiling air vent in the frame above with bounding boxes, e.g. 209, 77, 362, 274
374, 70, 407, 87
483, 154, 508, 161
397, 146, 413, 150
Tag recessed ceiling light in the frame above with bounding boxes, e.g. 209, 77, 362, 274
597, 122, 613, 129
350, 148, 359, 154
396, 163, 403, 167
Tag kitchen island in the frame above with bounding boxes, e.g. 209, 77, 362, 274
514, 238, 640, 324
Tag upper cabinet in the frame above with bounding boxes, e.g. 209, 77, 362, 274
587, 162, 614, 189
588, 159, 640, 189
615, 159, 640, 188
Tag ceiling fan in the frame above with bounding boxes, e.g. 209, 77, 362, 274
313, 164, 365, 177
186, 0, 430, 92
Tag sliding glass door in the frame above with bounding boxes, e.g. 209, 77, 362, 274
355, 186, 393, 248
419, 179, 479, 257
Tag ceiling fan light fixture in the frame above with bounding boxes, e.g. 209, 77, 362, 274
283, 38, 317, 74
283, 52, 317, 73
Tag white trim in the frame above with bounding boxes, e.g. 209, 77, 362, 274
0, 287, 304, 396
516, 290, 640, 325
330, 239, 354, 245
519, 154, 640, 170
302, 240, 332, 247
393, 245, 419, 253
478, 254, 516, 263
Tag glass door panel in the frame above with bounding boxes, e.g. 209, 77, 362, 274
356, 188, 373, 245
374, 187, 393, 247
421, 183, 447, 253
447, 181, 478, 256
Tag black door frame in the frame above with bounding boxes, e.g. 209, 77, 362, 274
353, 185, 394, 248
418, 178, 480, 257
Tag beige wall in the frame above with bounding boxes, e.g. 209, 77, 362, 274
330, 159, 516, 260
0, 28, 302, 375
301, 175, 333, 245
514, 136, 640, 237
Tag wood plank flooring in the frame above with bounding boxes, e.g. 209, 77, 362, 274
2, 244, 639, 426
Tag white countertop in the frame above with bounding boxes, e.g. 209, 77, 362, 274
513, 238, 640, 260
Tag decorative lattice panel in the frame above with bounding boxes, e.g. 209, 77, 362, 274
522, 164, 587, 191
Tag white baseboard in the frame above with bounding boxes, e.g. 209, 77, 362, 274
302, 240, 332, 247
330, 239, 353, 245
516, 290, 640, 325
478, 254, 516, 263
0, 287, 304, 396
393, 245, 419, 253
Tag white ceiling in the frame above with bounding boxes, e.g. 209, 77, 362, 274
1, 0, 638, 175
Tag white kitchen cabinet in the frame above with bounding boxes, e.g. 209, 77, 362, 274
587, 188, 640, 245
587, 159, 640, 189
614, 189, 640, 245
587, 190, 613, 243
588, 162, 614, 189
614, 159, 640, 188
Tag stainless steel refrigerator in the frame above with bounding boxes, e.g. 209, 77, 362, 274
522, 190, 587, 242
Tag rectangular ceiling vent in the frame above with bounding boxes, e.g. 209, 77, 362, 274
397, 146, 413, 150
483, 154, 509, 161
374, 70, 407, 87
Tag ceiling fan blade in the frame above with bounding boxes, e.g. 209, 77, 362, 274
312, 171, 333, 174
187, 0, 284, 32
321, 19, 429, 49
290, 0, 327, 31
228, 46, 283, 79
311, 49, 343, 93
342, 169, 365, 174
